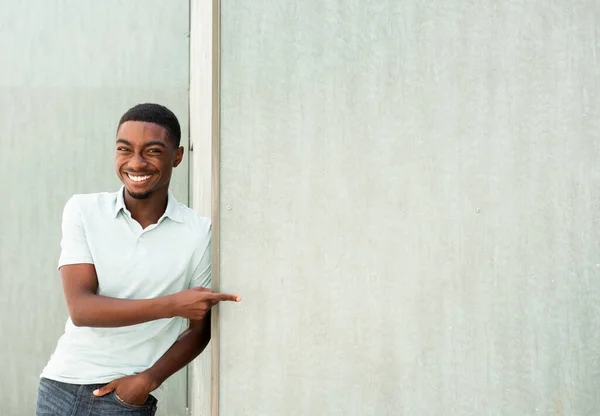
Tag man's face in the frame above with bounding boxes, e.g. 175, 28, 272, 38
115, 121, 183, 200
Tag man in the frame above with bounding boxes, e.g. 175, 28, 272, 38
36, 103, 239, 415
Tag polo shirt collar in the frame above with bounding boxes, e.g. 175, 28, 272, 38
114, 186, 184, 223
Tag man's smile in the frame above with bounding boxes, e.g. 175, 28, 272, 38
126, 173, 153, 182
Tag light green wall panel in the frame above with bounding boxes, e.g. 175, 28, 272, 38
0, 2, 190, 415
218, 1, 600, 415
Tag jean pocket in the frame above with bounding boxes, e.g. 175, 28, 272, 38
113, 392, 155, 410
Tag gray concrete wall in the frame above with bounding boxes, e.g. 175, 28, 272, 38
217, 1, 600, 415
0, 2, 190, 415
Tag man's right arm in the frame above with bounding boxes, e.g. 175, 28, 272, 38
57, 196, 238, 327
60, 263, 238, 327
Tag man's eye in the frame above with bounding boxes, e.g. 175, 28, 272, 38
148, 149, 162, 154
117, 147, 130, 152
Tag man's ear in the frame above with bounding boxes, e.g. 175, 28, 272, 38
173, 146, 184, 167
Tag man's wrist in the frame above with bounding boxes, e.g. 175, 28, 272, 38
140, 369, 163, 392
157, 294, 178, 319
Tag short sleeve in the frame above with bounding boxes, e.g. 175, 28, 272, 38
189, 225, 212, 289
57, 196, 94, 270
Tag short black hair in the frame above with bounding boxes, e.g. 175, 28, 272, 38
117, 103, 181, 147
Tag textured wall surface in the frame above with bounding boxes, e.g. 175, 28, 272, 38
218, 1, 600, 415
0, 2, 190, 415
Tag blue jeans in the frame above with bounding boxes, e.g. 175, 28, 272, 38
36, 378, 158, 415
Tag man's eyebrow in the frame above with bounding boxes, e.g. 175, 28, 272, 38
116, 138, 167, 148
144, 140, 167, 148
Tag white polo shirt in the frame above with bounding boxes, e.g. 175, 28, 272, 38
41, 187, 211, 385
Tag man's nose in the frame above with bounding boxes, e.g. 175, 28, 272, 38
129, 153, 148, 170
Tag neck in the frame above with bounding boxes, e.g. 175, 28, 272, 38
124, 187, 169, 228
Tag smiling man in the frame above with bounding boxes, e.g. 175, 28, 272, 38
36, 103, 239, 416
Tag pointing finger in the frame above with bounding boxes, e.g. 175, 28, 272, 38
209, 293, 241, 303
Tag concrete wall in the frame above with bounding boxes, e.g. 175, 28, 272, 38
217, 1, 600, 415
0, 2, 190, 415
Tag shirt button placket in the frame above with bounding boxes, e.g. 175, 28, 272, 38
136, 234, 146, 253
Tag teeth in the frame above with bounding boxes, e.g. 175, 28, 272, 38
128, 174, 151, 182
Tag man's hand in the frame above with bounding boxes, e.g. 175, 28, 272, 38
93, 372, 157, 406
61, 264, 241, 327
170, 287, 241, 320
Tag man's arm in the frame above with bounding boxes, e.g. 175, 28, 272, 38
145, 315, 211, 388
93, 315, 212, 404
58, 197, 238, 327
61, 263, 238, 327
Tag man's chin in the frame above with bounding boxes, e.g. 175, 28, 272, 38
126, 188, 152, 200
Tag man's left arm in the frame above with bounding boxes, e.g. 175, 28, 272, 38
93, 225, 219, 405
145, 314, 212, 388
92, 313, 211, 405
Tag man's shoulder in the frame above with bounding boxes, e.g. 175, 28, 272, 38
65, 191, 118, 215
175, 203, 212, 233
